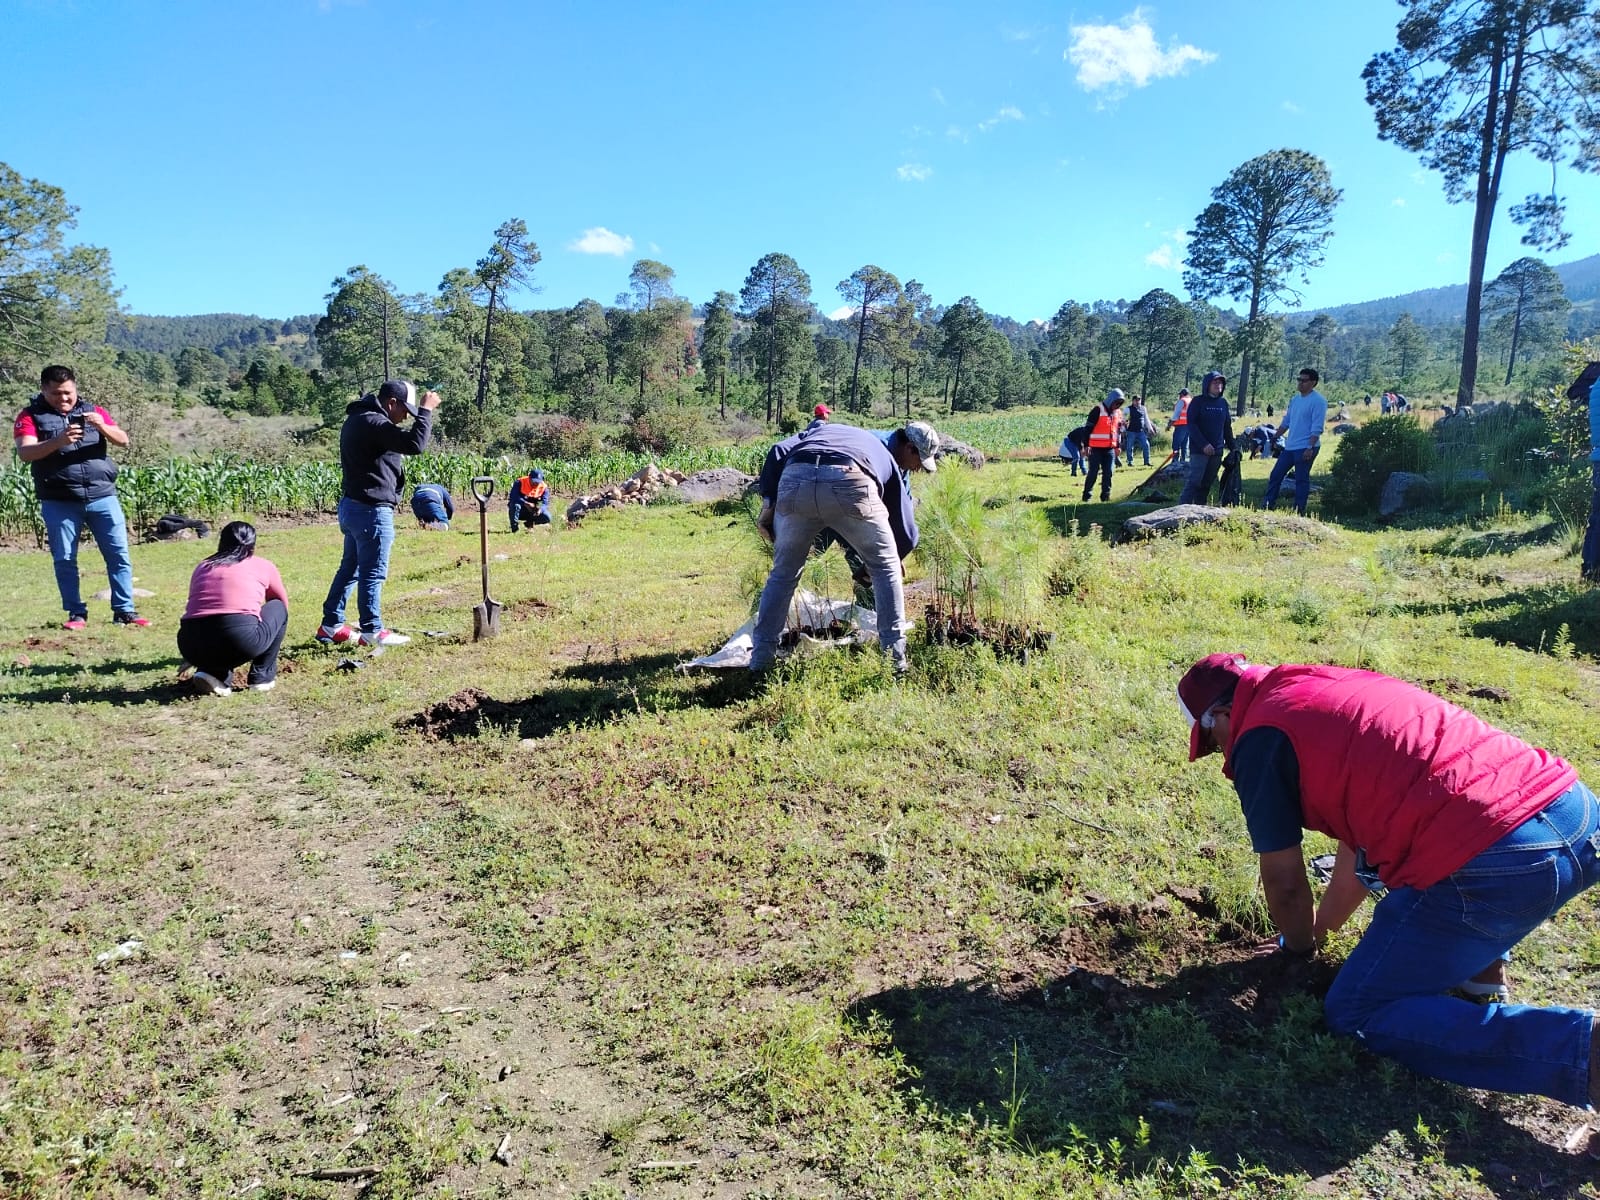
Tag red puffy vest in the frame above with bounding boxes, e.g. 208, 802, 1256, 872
1224, 664, 1575, 889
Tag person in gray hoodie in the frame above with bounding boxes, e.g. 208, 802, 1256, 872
1178, 372, 1236, 505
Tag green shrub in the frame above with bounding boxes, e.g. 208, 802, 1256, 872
518, 416, 604, 462
1321, 416, 1434, 516
621, 405, 709, 455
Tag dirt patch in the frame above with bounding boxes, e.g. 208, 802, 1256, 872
400, 687, 527, 740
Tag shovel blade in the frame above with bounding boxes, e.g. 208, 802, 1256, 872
472, 600, 503, 641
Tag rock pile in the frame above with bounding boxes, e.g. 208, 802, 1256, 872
565, 462, 689, 524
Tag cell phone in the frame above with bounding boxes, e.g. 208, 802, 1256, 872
69, 414, 86, 428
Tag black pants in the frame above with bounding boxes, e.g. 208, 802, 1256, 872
1082, 448, 1114, 500
178, 599, 288, 685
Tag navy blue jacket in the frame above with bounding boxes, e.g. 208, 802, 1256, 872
1188, 373, 1235, 453
18, 394, 120, 502
758, 422, 919, 558
410, 484, 453, 522
339, 395, 434, 507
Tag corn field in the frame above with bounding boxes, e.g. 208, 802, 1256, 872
0, 446, 765, 542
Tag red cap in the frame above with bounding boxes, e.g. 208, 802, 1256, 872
1177, 654, 1249, 760
814, 404, 830, 418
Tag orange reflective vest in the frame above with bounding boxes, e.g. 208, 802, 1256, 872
1088, 407, 1119, 449
1173, 397, 1189, 425
516, 476, 548, 502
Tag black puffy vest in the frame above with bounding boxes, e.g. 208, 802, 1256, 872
23, 395, 120, 502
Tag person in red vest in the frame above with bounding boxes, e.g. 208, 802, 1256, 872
1179, 653, 1600, 1110
1167, 388, 1191, 463
1081, 389, 1125, 503
509, 468, 552, 530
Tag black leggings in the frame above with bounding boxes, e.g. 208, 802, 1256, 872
178, 599, 288, 685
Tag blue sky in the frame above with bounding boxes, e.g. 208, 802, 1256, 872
10, 0, 1597, 323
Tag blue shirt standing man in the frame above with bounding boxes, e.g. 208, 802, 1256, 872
1262, 368, 1328, 516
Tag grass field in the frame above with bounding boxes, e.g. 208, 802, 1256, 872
3, 423, 1600, 1199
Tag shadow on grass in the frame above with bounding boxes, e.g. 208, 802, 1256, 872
1399, 582, 1600, 660
399, 658, 759, 741
1428, 522, 1566, 559
850, 960, 1589, 1196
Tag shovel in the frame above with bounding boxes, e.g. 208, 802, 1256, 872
470, 476, 502, 640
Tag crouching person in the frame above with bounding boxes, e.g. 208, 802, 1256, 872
1179, 652, 1600, 1110
509, 468, 552, 529
178, 521, 289, 696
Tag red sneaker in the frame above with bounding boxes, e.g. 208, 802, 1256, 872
315, 623, 356, 644
113, 613, 151, 628
63, 616, 88, 631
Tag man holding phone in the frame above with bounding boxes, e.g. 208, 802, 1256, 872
12, 364, 148, 630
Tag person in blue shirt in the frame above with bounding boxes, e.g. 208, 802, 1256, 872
410, 483, 454, 530
1573, 362, 1600, 582
1262, 368, 1328, 515
1178, 372, 1236, 505
750, 421, 940, 676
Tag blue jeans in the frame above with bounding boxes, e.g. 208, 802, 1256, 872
41, 495, 135, 617
1582, 463, 1600, 578
322, 498, 395, 636
1324, 781, 1600, 1105
1177, 450, 1221, 504
1082, 448, 1114, 500
1263, 447, 1318, 514
1171, 426, 1189, 462
1126, 430, 1151, 465
750, 462, 907, 672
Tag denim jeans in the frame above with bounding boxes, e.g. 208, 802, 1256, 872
1082, 449, 1114, 500
40, 495, 134, 617
750, 462, 907, 672
1171, 426, 1189, 462
1324, 781, 1600, 1105
1582, 462, 1600, 578
322, 498, 395, 636
1126, 430, 1151, 465
1263, 447, 1318, 514
1178, 450, 1221, 504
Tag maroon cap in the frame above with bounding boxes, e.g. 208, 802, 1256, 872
1178, 653, 1249, 761
814, 404, 831, 418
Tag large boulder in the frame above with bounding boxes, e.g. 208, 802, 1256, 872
935, 436, 985, 470
1115, 504, 1230, 543
1331, 422, 1357, 435
675, 468, 757, 503
1378, 471, 1434, 519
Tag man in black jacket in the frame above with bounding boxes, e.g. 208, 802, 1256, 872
11, 364, 148, 629
317, 380, 441, 647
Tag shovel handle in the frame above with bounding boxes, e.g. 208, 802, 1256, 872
470, 476, 496, 508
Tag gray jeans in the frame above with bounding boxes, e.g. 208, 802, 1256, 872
750, 462, 908, 671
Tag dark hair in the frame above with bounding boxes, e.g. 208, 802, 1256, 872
40, 365, 76, 388
206, 520, 258, 566
1298, 367, 1320, 383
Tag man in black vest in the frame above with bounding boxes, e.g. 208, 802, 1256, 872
11, 365, 147, 629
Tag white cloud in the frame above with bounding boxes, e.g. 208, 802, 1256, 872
1281, 100, 1302, 114
978, 105, 1024, 132
1391, 197, 1406, 207
1145, 245, 1179, 270
897, 163, 933, 182
932, 87, 946, 105
568, 227, 633, 256
1066, 8, 1216, 92
828, 305, 856, 321
946, 124, 968, 142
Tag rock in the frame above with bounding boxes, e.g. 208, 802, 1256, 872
1378, 471, 1434, 519
621, 478, 640, 495
565, 498, 588, 522
675, 468, 758, 503
1331, 422, 1357, 435
1116, 504, 1230, 542
1143, 460, 1189, 491
935, 436, 985, 470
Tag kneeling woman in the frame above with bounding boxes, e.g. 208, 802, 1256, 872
178, 521, 289, 696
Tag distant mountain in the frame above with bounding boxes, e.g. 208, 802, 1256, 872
1297, 253, 1600, 328
109, 312, 320, 365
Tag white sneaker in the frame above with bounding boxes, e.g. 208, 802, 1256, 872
247, 679, 277, 692
191, 670, 232, 697
359, 629, 410, 647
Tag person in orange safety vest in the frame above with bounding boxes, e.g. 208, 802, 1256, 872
509, 468, 552, 529
1081, 389, 1125, 503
